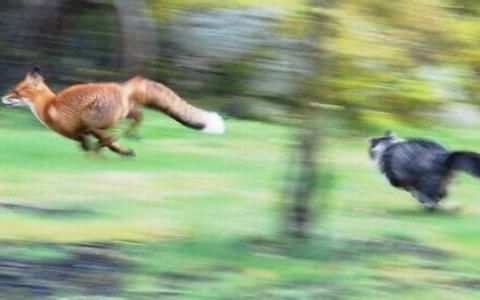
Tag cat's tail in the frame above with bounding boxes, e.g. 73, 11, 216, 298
445, 151, 480, 177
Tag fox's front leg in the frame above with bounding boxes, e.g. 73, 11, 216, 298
74, 132, 108, 159
76, 132, 94, 152
124, 109, 143, 139
89, 128, 135, 157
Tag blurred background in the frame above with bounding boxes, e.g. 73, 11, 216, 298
1, 0, 480, 298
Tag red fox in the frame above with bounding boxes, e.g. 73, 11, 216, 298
1, 68, 225, 156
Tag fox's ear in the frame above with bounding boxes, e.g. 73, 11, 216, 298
26, 66, 44, 84
32, 66, 40, 75
27, 66, 41, 77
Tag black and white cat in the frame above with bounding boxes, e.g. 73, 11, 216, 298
369, 130, 480, 210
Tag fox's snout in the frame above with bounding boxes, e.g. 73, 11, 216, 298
1, 94, 27, 107
2, 95, 13, 105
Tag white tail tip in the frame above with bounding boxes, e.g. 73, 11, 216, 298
202, 112, 225, 134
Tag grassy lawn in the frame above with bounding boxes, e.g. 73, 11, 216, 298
0, 107, 480, 299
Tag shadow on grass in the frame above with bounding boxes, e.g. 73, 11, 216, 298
0, 235, 475, 298
0, 242, 132, 298
0, 201, 94, 218
386, 206, 463, 218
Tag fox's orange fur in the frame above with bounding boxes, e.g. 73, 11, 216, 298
2, 71, 225, 156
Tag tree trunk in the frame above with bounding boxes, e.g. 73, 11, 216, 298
285, 0, 335, 238
288, 119, 320, 238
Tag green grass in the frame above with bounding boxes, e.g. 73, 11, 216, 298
0, 107, 480, 298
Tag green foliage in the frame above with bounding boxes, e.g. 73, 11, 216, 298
207, 59, 255, 96
278, 0, 480, 122
146, 0, 305, 19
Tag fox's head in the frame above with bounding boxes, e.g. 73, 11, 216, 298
2, 68, 52, 108
369, 130, 399, 160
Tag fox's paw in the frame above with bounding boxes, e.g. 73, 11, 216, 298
122, 148, 136, 157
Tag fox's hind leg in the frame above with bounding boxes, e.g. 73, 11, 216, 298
124, 109, 143, 139
90, 128, 135, 157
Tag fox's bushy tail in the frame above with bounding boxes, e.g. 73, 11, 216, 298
445, 151, 480, 177
124, 76, 225, 134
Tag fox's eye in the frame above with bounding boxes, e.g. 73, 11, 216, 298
13, 88, 27, 95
